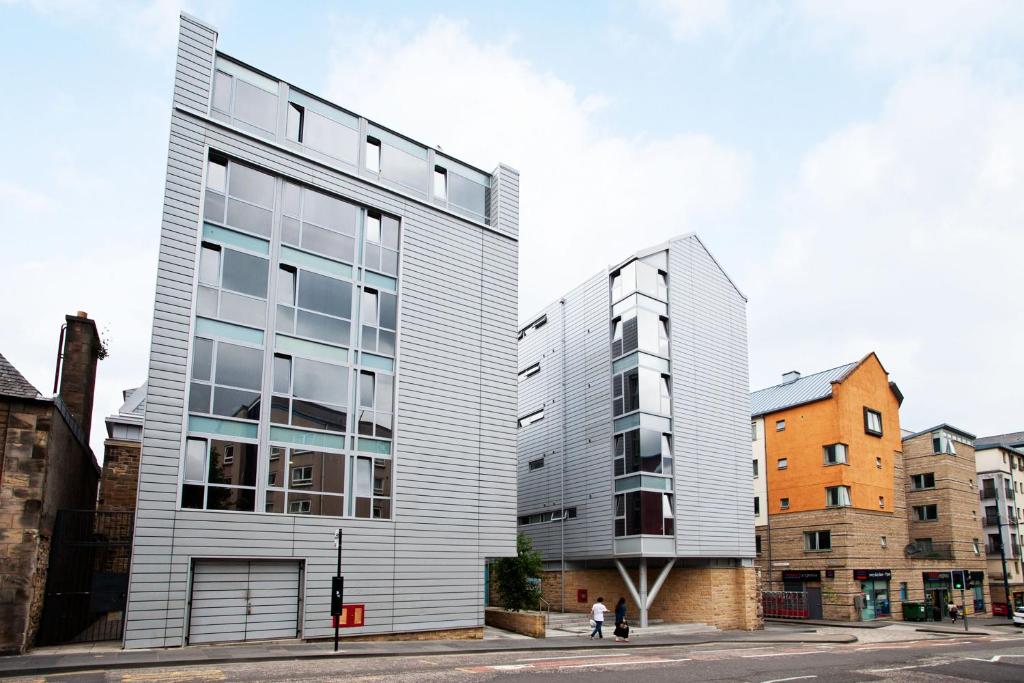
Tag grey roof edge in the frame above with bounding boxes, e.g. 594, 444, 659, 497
751, 394, 834, 420
975, 431, 1024, 448
975, 443, 1024, 457
519, 233, 746, 327
210, 50, 500, 181
750, 359, 859, 396
608, 232, 747, 302
901, 423, 977, 442
180, 11, 218, 34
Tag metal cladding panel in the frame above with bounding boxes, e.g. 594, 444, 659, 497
125, 15, 518, 649
668, 235, 754, 558
516, 272, 612, 562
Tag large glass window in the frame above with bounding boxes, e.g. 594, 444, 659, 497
614, 491, 674, 537
181, 437, 258, 512
210, 62, 278, 139
189, 336, 263, 421
612, 367, 670, 417
368, 128, 429, 196
265, 447, 346, 516
281, 182, 358, 264
276, 266, 353, 347
271, 354, 348, 433
614, 429, 672, 476
286, 92, 359, 166
610, 257, 667, 304
204, 158, 276, 239
611, 308, 668, 358
825, 485, 852, 507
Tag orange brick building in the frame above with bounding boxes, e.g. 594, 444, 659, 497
752, 353, 990, 622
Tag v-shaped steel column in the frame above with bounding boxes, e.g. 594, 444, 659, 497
614, 558, 677, 627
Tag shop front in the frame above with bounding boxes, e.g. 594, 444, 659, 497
782, 570, 822, 619
854, 569, 891, 620
970, 571, 985, 613
922, 571, 951, 622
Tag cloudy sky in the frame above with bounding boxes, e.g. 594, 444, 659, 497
2, 0, 1022, 456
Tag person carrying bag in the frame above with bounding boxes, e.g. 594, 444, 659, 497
613, 597, 630, 642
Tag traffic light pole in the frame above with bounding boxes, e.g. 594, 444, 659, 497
335, 529, 343, 652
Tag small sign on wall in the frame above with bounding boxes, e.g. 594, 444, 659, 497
332, 604, 365, 628
577, 589, 588, 603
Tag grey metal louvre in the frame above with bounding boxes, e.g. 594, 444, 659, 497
188, 560, 300, 644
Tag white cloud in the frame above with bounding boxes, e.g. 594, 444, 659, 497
643, 0, 732, 41
4, 0, 230, 55
3, 245, 157, 457
748, 66, 1024, 434
324, 17, 750, 320
795, 0, 1024, 68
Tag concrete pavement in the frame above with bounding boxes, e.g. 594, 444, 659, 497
0, 625, 852, 678
5, 631, 1024, 682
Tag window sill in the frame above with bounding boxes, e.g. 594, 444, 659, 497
823, 462, 849, 467
804, 549, 832, 553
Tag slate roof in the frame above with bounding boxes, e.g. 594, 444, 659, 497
750, 361, 858, 418
975, 431, 1024, 449
0, 352, 43, 400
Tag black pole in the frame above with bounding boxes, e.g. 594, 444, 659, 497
335, 529, 342, 651
995, 506, 1013, 620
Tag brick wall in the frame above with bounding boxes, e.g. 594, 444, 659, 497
98, 440, 141, 511
0, 399, 99, 654
57, 314, 100, 443
535, 566, 761, 631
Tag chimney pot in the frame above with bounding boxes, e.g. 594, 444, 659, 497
58, 314, 101, 442
782, 370, 801, 384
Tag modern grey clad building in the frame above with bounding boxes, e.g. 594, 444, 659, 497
515, 235, 759, 630
124, 14, 519, 647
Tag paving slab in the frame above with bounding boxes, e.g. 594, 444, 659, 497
0, 629, 856, 677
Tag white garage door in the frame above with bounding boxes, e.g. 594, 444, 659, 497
189, 560, 301, 644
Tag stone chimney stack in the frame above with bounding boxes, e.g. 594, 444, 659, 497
58, 312, 101, 441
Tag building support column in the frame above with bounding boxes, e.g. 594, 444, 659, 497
614, 558, 677, 628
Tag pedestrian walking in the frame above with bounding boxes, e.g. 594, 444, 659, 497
948, 603, 959, 624
613, 597, 629, 642
589, 597, 608, 639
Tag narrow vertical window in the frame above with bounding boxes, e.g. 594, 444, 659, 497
199, 243, 221, 286
434, 166, 448, 200
366, 137, 381, 173
363, 289, 379, 326
287, 103, 305, 142
365, 211, 381, 243
277, 265, 296, 304
360, 370, 375, 408
207, 158, 227, 193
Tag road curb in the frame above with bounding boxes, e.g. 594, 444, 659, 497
0, 635, 858, 677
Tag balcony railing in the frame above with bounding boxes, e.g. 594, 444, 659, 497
980, 489, 998, 500
908, 543, 954, 560
985, 515, 1001, 526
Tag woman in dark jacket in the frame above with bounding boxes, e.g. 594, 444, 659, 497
613, 598, 629, 642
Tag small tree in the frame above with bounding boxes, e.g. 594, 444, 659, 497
493, 532, 543, 611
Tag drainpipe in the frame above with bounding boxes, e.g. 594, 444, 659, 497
559, 298, 567, 613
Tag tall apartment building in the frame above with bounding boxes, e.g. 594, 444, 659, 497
515, 235, 759, 631
974, 432, 1024, 609
901, 425, 988, 614
753, 356, 990, 621
124, 15, 519, 648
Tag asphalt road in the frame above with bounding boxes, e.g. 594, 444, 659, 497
10, 634, 1024, 682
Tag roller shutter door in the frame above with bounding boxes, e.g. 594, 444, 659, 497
189, 560, 301, 644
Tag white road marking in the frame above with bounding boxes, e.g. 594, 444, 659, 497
690, 646, 775, 654
964, 654, 1024, 663
557, 658, 691, 669
761, 676, 818, 683
518, 652, 630, 662
742, 650, 830, 659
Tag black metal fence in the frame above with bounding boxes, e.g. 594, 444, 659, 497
36, 510, 134, 646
